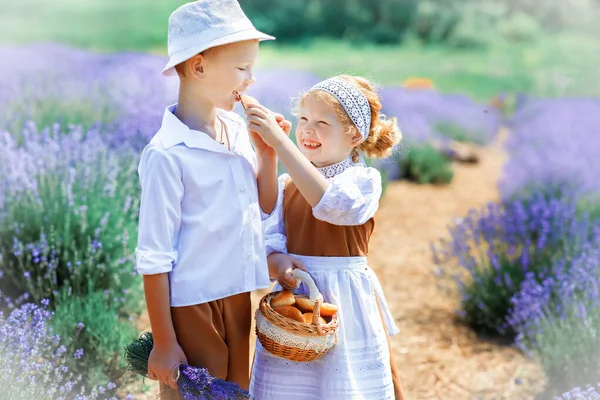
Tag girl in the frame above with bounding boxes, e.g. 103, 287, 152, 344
245, 75, 406, 399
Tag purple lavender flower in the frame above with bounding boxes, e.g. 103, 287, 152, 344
178, 364, 251, 400
502, 97, 600, 201
74, 348, 84, 359
432, 194, 595, 334
381, 87, 501, 145
0, 122, 141, 305
558, 384, 600, 400
506, 227, 600, 392
0, 301, 117, 399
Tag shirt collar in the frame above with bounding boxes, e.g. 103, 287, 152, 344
316, 157, 356, 178
155, 104, 232, 153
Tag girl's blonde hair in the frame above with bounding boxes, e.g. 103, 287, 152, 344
297, 75, 402, 162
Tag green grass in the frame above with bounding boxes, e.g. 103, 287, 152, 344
2, 1, 600, 101
0, 0, 187, 52
257, 36, 600, 101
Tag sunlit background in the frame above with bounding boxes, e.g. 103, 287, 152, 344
1, 0, 600, 399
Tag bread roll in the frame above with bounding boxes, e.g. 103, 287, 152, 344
294, 296, 314, 313
238, 93, 260, 110
295, 295, 338, 317
271, 290, 295, 308
274, 305, 304, 323
302, 312, 327, 325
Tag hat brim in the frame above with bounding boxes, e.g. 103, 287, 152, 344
161, 29, 275, 76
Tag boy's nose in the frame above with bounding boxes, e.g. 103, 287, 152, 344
245, 74, 256, 85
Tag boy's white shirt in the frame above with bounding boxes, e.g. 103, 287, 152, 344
135, 104, 271, 306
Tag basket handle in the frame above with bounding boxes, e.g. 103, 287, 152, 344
291, 269, 325, 329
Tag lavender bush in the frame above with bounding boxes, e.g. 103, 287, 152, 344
560, 385, 600, 400
374, 87, 502, 184
0, 124, 142, 388
507, 230, 600, 393
381, 86, 502, 145
501, 97, 600, 202
0, 124, 141, 305
432, 195, 595, 335
397, 143, 454, 184
51, 290, 138, 386
0, 43, 177, 150
0, 300, 122, 399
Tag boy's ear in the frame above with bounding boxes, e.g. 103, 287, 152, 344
189, 53, 206, 77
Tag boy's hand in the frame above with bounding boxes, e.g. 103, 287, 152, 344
246, 104, 290, 149
147, 341, 188, 390
269, 253, 307, 290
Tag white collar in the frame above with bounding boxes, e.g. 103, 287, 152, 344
316, 157, 355, 179
154, 104, 235, 153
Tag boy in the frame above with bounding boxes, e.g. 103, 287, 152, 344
135, 1, 288, 397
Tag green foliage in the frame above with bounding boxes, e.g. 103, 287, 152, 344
51, 289, 138, 387
399, 144, 454, 185
497, 12, 542, 43
240, 0, 418, 44
461, 251, 555, 335
535, 307, 600, 393
446, 2, 504, 49
125, 331, 154, 378
5, 96, 117, 142
2, 1, 600, 101
412, 0, 462, 44
578, 195, 600, 222
435, 122, 487, 145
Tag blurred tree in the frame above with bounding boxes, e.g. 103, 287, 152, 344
239, 0, 318, 42
239, 0, 417, 44
240, 0, 596, 45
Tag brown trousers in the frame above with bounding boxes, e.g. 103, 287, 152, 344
159, 292, 252, 400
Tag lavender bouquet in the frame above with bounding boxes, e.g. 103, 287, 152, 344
125, 332, 251, 400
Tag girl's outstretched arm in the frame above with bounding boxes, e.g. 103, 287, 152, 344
245, 104, 329, 207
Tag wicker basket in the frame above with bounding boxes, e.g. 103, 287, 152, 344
255, 269, 338, 362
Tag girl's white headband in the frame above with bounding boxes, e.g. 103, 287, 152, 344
310, 77, 372, 143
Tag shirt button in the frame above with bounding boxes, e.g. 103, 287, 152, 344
240, 187, 246, 193
229, 156, 235, 161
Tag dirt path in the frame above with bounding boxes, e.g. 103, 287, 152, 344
370, 133, 546, 400
130, 131, 547, 399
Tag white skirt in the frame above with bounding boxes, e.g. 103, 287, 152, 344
250, 254, 399, 400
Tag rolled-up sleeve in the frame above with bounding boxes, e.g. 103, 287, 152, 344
135, 146, 183, 275
312, 166, 382, 226
263, 174, 288, 256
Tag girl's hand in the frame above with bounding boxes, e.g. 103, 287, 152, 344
249, 112, 291, 157
246, 104, 290, 149
147, 341, 188, 390
275, 113, 293, 135
269, 253, 307, 290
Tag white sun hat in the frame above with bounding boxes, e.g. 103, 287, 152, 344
162, 0, 275, 76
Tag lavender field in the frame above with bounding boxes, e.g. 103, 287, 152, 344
1, 40, 600, 399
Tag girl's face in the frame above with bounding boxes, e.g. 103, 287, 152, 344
295, 94, 360, 168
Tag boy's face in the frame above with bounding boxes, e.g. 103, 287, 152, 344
199, 40, 259, 112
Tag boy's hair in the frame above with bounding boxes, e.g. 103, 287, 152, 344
174, 40, 258, 78
174, 46, 220, 77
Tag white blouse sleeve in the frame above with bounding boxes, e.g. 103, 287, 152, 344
312, 166, 382, 226
263, 174, 289, 256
